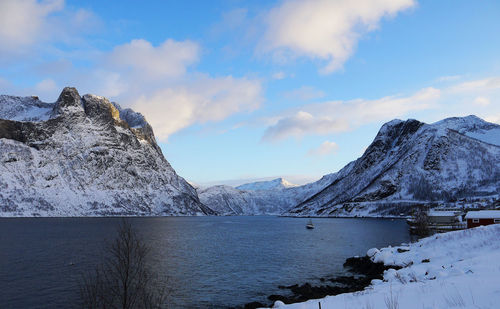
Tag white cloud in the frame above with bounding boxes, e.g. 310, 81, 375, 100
263, 111, 349, 141
283, 86, 325, 100
307, 141, 339, 156
263, 87, 440, 141
0, 0, 97, 58
449, 77, 500, 93
0, 0, 63, 53
106, 39, 199, 79
473, 96, 490, 106
130, 76, 262, 141
259, 0, 415, 73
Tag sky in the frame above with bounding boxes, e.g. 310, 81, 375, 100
1, 0, 500, 186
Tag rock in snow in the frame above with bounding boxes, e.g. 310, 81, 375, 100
0, 87, 214, 216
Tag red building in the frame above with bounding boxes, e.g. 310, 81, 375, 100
465, 210, 500, 228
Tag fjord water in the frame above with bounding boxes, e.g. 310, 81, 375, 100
0, 216, 410, 308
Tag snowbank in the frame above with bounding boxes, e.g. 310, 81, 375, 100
272, 224, 500, 308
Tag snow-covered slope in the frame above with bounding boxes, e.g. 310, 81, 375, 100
198, 175, 335, 215
286, 116, 500, 217
0, 87, 214, 216
275, 224, 500, 309
236, 178, 298, 191
197, 185, 285, 215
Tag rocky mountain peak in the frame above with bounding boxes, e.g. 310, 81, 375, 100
377, 118, 423, 141
360, 119, 424, 168
52, 87, 84, 116
82, 94, 121, 124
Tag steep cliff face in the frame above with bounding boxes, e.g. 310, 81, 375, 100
285, 116, 500, 217
0, 87, 214, 216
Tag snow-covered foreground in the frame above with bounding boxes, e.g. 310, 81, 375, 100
271, 224, 500, 309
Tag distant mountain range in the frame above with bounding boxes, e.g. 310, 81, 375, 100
197, 176, 332, 215
1, 88, 498, 217
236, 177, 298, 191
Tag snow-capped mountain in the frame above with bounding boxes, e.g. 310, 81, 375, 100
0, 87, 214, 216
286, 115, 500, 217
236, 177, 298, 191
198, 175, 336, 215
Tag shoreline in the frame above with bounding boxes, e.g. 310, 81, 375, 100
263, 224, 500, 309
243, 255, 401, 309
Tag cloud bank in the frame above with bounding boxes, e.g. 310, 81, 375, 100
263, 87, 439, 141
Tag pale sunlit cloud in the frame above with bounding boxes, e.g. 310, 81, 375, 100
307, 141, 339, 156
448, 77, 500, 93
0, 0, 98, 58
130, 76, 262, 141
105, 39, 200, 79
0, 0, 63, 53
262, 111, 350, 141
473, 96, 490, 106
258, 0, 416, 74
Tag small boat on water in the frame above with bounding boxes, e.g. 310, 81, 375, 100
306, 219, 314, 229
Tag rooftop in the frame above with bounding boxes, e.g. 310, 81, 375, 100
465, 210, 500, 219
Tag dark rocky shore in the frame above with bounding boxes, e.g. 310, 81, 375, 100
243, 255, 401, 309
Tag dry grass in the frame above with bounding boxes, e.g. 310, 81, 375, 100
442, 285, 465, 307
384, 285, 399, 309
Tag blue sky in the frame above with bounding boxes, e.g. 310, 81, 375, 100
1, 0, 500, 186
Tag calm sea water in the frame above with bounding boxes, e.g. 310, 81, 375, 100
0, 216, 410, 308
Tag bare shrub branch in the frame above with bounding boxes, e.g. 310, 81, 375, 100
79, 219, 166, 308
